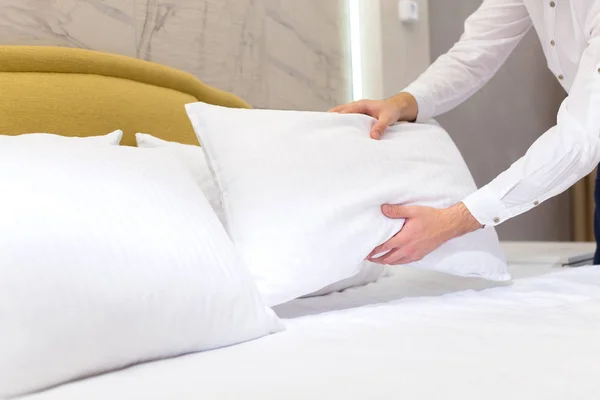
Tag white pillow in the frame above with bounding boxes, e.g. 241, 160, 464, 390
186, 102, 509, 306
0, 142, 282, 398
135, 133, 386, 298
6, 129, 123, 145
302, 262, 389, 298
135, 133, 225, 225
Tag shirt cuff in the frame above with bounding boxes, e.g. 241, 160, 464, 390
461, 185, 512, 227
402, 82, 436, 122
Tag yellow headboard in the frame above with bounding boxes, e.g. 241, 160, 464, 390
0, 46, 250, 146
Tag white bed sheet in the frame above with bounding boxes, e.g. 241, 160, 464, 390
23, 261, 600, 400
274, 263, 549, 319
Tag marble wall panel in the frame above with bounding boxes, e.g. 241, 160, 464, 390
0, 0, 350, 110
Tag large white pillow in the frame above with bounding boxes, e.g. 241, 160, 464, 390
135, 133, 225, 225
5, 129, 123, 144
0, 141, 282, 398
186, 102, 509, 306
135, 133, 387, 298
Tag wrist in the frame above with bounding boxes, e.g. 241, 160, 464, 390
388, 92, 418, 122
445, 202, 483, 238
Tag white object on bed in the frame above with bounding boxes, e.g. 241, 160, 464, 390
23, 264, 600, 400
135, 133, 225, 224
0, 142, 282, 398
8, 130, 123, 145
302, 261, 388, 298
135, 133, 387, 297
186, 102, 509, 306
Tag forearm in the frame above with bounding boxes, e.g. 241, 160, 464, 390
447, 202, 484, 236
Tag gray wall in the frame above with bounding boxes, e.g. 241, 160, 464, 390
0, 0, 350, 111
380, 0, 430, 97
428, 0, 570, 241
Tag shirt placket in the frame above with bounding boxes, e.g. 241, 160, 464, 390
547, 1, 564, 85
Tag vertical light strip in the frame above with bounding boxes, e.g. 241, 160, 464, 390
348, 0, 363, 101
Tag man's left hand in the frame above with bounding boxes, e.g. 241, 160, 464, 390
368, 202, 483, 265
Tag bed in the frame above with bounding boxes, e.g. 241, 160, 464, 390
23, 260, 600, 400
2, 46, 600, 400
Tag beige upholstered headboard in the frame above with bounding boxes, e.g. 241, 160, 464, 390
0, 45, 250, 146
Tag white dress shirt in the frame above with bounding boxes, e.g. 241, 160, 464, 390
404, 0, 600, 227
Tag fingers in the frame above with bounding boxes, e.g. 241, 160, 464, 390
367, 242, 394, 260
328, 101, 367, 114
366, 206, 413, 259
370, 245, 421, 265
369, 241, 412, 264
328, 104, 346, 113
370, 248, 407, 265
367, 205, 424, 264
370, 112, 395, 140
329, 100, 396, 140
368, 227, 406, 257
381, 204, 419, 219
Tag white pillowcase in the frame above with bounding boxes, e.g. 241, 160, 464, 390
5, 129, 123, 145
135, 133, 387, 298
135, 133, 225, 225
0, 141, 282, 398
186, 102, 509, 306
302, 263, 389, 298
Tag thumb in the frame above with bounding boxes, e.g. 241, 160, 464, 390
381, 204, 417, 219
370, 113, 395, 140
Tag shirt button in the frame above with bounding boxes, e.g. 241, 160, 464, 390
550, 40, 555, 46
550, 1, 556, 7
534, 201, 540, 206
493, 217, 500, 224
558, 74, 564, 80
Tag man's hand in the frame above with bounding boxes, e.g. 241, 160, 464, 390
368, 202, 483, 265
329, 92, 419, 140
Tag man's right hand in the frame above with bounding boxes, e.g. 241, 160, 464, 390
328, 92, 419, 140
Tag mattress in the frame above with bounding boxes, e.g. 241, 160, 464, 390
24, 250, 600, 400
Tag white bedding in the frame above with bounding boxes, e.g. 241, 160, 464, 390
24, 260, 600, 400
